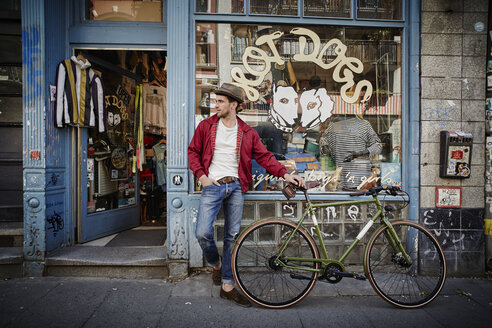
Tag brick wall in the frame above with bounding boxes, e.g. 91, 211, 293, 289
420, 0, 489, 276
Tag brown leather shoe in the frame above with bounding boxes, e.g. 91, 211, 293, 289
212, 266, 221, 286
220, 288, 252, 307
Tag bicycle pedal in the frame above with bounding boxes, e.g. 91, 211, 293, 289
335, 271, 366, 280
352, 273, 366, 280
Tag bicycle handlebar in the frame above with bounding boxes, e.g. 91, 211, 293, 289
348, 185, 402, 197
282, 182, 402, 200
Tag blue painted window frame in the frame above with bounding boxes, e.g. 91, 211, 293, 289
189, 0, 418, 205
193, 0, 404, 22
69, 0, 168, 46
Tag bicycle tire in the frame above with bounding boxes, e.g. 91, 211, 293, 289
232, 219, 319, 308
364, 220, 446, 308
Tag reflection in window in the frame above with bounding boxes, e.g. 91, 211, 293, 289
196, 0, 244, 13
251, 0, 298, 15
195, 23, 402, 193
304, 0, 350, 18
86, 0, 163, 22
357, 0, 401, 20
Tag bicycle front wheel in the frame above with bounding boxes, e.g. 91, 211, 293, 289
232, 219, 319, 308
365, 220, 446, 308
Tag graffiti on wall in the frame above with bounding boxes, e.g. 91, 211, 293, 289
422, 101, 459, 124
421, 208, 484, 252
22, 27, 42, 103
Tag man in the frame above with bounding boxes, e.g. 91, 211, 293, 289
188, 83, 305, 307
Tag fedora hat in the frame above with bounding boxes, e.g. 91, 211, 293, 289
214, 83, 243, 103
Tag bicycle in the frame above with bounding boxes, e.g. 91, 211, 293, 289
231, 183, 447, 309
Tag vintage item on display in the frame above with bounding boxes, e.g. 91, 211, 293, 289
110, 146, 128, 180
55, 55, 106, 132
435, 186, 462, 208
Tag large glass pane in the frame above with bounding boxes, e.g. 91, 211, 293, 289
251, 0, 298, 15
357, 0, 401, 20
86, 0, 163, 22
196, 0, 244, 13
195, 23, 402, 193
304, 0, 351, 18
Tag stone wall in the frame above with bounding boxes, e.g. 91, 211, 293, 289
420, 0, 489, 276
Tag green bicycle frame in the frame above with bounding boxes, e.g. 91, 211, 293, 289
274, 192, 411, 273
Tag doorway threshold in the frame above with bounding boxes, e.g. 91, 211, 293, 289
45, 226, 168, 279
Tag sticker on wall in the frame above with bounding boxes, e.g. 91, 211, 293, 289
173, 175, 183, 185
436, 186, 462, 208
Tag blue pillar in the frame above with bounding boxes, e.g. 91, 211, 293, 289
406, 0, 420, 222
22, 0, 70, 276
166, 0, 192, 278
22, 0, 47, 276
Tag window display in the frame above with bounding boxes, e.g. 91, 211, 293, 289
196, 0, 244, 13
250, 0, 298, 15
86, 0, 163, 22
357, 0, 401, 20
195, 23, 402, 192
304, 0, 351, 18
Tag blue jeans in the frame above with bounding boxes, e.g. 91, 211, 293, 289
195, 181, 244, 285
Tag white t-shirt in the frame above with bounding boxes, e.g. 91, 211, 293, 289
208, 119, 239, 181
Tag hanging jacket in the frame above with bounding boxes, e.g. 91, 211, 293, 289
55, 56, 106, 132
188, 114, 287, 193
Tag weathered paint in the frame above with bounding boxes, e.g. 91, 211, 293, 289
22, 0, 70, 276
166, 0, 192, 277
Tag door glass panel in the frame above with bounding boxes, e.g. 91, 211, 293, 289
86, 0, 163, 22
251, 0, 298, 15
304, 0, 351, 18
196, 0, 244, 13
357, 0, 401, 20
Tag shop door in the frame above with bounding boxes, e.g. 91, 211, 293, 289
76, 50, 166, 243
76, 50, 138, 242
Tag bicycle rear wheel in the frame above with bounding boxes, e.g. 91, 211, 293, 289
232, 219, 319, 308
365, 220, 446, 308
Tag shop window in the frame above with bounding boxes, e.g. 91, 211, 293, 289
251, 0, 298, 15
357, 0, 401, 20
83, 50, 167, 215
194, 23, 402, 193
304, 0, 351, 18
86, 0, 163, 22
196, 0, 244, 13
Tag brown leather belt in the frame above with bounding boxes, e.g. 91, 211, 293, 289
217, 176, 239, 184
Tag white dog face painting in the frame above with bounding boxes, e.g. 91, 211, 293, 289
269, 84, 334, 131
271, 85, 298, 126
299, 88, 334, 130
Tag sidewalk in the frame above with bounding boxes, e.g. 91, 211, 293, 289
0, 272, 491, 328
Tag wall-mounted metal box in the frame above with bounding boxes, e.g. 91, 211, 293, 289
439, 130, 473, 178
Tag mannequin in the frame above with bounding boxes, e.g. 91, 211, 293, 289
320, 113, 382, 190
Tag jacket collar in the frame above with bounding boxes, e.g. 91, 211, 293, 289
208, 114, 251, 133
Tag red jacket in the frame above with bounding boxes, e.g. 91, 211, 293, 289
188, 115, 287, 193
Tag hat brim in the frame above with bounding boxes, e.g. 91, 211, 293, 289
214, 90, 243, 104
